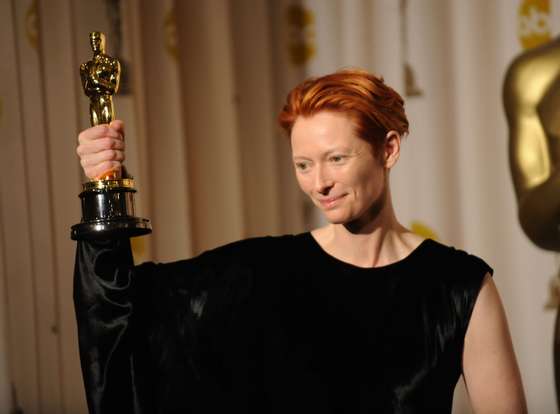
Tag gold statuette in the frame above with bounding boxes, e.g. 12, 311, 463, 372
80, 32, 120, 180
71, 31, 151, 240
80, 32, 120, 127
503, 36, 560, 409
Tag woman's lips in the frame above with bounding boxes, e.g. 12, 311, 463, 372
318, 194, 346, 209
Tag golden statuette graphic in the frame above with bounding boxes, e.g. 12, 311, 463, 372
80, 32, 119, 128
71, 31, 151, 240
503, 35, 560, 409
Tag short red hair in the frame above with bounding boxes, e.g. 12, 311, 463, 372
278, 69, 409, 153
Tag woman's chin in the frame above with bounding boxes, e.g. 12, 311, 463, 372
322, 210, 352, 225
322, 207, 381, 228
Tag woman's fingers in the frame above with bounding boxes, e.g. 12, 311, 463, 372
109, 120, 125, 138
81, 148, 125, 179
77, 136, 124, 157
76, 120, 126, 179
78, 124, 122, 145
80, 148, 125, 168
86, 161, 124, 180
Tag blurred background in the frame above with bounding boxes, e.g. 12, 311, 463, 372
1, 0, 559, 412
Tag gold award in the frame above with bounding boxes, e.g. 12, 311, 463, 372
503, 35, 560, 408
71, 32, 151, 240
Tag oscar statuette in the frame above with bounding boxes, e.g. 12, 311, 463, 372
71, 31, 151, 240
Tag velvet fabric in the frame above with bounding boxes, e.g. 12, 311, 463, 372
73, 233, 492, 413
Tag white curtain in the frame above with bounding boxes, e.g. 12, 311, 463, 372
0, 0, 558, 412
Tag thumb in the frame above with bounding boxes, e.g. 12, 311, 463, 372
109, 119, 125, 138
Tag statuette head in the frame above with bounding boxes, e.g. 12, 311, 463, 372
89, 31, 106, 54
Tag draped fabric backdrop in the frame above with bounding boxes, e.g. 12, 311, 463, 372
0, 0, 558, 412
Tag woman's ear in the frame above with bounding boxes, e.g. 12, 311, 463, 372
384, 130, 401, 168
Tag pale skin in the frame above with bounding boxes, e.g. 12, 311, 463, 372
77, 112, 527, 412
77, 120, 125, 179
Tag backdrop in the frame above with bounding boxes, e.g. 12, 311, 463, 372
1, 0, 558, 412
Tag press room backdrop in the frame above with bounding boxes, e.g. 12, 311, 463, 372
1, 0, 559, 412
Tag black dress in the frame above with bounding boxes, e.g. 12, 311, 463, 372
74, 233, 492, 414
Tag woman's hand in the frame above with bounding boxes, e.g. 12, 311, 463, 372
77, 120, 125, 180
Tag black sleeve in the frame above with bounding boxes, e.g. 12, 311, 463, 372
73, 239, 207, 414
453, 250, 494, 337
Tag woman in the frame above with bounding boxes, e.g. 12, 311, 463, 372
75, 69, 526, 413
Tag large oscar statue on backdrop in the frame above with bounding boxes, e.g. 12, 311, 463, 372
71, 31, 151, 240
503, 36, 560, 408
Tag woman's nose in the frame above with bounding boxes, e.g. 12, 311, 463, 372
314, 166, 333, 194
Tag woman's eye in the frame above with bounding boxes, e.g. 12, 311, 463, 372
330, 155, 345, 163
295, 162, 309, 171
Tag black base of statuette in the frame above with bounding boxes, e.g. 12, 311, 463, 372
71, 178, 152, 241
71, 217, 151, 240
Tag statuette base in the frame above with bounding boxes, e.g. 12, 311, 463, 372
71, 178, 151, 240
71, 217, 151, 240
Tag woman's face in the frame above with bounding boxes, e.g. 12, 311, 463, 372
291, 111, 397, 226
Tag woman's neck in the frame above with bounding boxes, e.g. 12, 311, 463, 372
312, 203, 423, 268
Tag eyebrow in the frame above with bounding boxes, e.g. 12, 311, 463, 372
292, 147, 353, 161
324, 148, 352, 156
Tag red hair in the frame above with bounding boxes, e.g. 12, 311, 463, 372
278, 69, 409, 153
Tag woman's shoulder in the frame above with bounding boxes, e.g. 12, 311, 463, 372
421, 238, 494, 281
418, 240, 494, 331
198, 233, 306, 265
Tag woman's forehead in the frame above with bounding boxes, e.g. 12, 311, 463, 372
291, 112, 366, 153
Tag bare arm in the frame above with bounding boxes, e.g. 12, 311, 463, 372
462, 274, 527, 413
